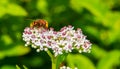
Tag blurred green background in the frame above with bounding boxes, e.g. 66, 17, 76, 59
0, 0, 120, 69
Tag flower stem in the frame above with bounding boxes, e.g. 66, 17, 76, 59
52, 60, 56, 69
46, 50, 56, 69
46, 50, 53, 59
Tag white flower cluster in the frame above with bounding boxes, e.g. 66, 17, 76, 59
60, 66, 78, 69
22, 25, 91, 56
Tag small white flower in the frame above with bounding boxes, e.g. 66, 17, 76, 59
25, 44, 28, 47
60, 66, 77, 69
74, 67, 78, 69
79, 50, 82, 53
36, 49, 40, 52
31, 44, 37, 48
44, 48, 48, 51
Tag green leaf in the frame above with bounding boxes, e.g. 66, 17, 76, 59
91, 44, 107, 59
85, 26, 100, 40
23, 65, 28, 69
70, 0, 109, 18
0, 0, 27, 17
7, 3, 27, 16
16, 65, 21, 69
16, 65, 28, 69
97, 50, 120, 69
37, 0, 49, 15
1, 35, 13, 45
70, 0, 83, 13
0, 45, 30, 59
0, 0, 9, 17
67, 54, 96, 69
5, 45, 30, 56
56, 53, 68, 69
0, 7, 6, 18
1, 65, 15, 69
0, 52, 5, 59
100, 12, 120, 44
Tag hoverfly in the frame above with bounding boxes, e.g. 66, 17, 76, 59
30, 19, 48, 29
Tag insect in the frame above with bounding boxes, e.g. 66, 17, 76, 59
30, 19, 48, 29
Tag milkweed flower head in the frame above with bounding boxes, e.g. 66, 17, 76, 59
22, 25, 92, 57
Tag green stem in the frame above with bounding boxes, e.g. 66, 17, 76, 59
52, 60, 56, 69
46, 50, 56, 69
46, 50, 53, 59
